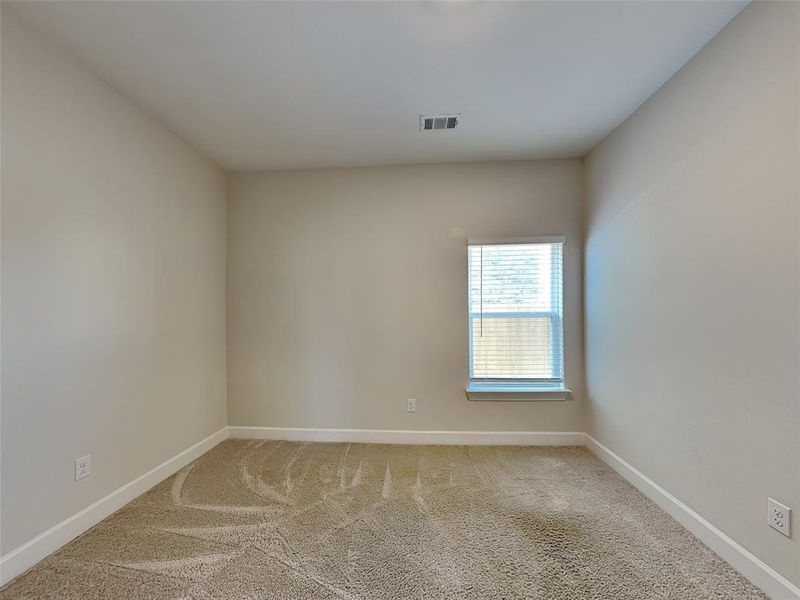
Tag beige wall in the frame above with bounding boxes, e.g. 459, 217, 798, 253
227, 160, 584, 431
5, 0, 795, 588
584, 1, 799, 586
1, 12, 228, 554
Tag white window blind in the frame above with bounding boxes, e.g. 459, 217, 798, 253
468, 239, 564, 387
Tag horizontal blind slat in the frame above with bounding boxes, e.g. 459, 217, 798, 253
468, 242, 564, 382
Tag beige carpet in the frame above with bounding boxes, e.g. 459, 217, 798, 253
2, 440, 767, 599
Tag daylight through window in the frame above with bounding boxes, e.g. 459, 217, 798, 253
468, 238, 564, 389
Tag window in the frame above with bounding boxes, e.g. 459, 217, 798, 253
468, 237, 564, 392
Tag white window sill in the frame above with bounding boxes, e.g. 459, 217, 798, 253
465, 383, 573, 402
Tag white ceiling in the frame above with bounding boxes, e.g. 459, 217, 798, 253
8, 1, 747, 171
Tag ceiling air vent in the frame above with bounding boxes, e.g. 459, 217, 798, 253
420, 114, 460, 132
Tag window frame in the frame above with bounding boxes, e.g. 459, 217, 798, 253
465, 236, 571, 399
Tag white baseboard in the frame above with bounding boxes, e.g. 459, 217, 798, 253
584, 434, 800, 600
227, 426, 585, 446
0, 426, 229, 587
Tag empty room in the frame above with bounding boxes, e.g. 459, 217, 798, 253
0, 1, 797, 598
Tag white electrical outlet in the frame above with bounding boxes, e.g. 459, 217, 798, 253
768, 498, 791, 537
75, 454, 91, 481
406, 398, 416, 413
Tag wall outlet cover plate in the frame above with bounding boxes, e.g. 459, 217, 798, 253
75, 454, 91, 481
768, 497, 791, 537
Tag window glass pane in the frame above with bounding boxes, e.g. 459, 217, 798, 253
468, 242, 563, 382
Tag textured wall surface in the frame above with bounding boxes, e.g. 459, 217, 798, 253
585, 1, 799, 586
227, 161, 585, 433
1, 12, 228, 554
